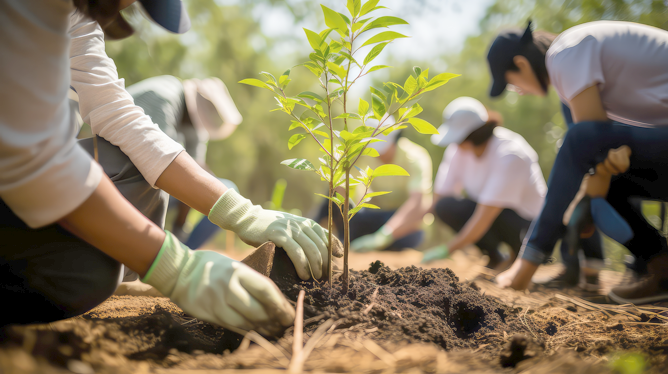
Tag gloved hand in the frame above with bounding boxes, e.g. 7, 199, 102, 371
421, 244, 450, 263
350, 226, 393, 253
143, 231, 295, 337
208, 189, 329, 280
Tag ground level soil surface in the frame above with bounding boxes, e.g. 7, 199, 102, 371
2, 247, 667, 374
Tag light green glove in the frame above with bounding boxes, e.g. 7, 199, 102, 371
350, 225, 393, 253
208, 189, 329, 280
143, 231, 295, 337
421, 244, 450, 263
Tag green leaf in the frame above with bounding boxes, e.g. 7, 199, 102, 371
360, 16, 408, 33
413, 66, 422, 77
288, 134, 306, 150
238, 78, 271, 90
303, 28, 324, 50
362, 148, 379, 157
360, 0, 380, 16
313, 130, 330, 138
408, 117, 439, 134
398, 104, 421, 121
335, 113, 362, 120
423, 73, 461, 92
361, 31, 408, 48
288, 121, 303, 131
281, 158, 315, 171
403, 75, 417, 96
345, 0, 361, 17
380, 125, 407, 135
371, 93, 386, 120
314, 193, 343, 207
326, 62, 347, 78
358, 98, 370, 116
260, 71, 278, 86
329, 40, 343, 54
359, 203, 381, 209
372, 164, 410, 177
364, 191, 391, 199
369, 87, 386, 102
339, 12, 352, 25
297, 91, 324, 103
321, 5, 348, 31
319, 28, 336, 41
367, 65, 392, 73
363, 42, 389, 65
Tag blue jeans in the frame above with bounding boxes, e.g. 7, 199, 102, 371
559, 103, 605, 270
522, 120, 668, 267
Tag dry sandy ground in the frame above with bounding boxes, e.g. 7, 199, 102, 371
1, 247, 667, 374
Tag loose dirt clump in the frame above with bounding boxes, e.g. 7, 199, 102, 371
278, 260, 523, 351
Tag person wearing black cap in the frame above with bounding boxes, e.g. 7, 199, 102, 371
0, 0, 334, 333
485, 20, 668, 304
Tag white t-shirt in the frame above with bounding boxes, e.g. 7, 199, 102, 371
434, 127, 547, 221
546, 21, 668, 127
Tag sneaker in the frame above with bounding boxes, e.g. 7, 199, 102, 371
608, 275, 668, 304
609, 254, 668, 304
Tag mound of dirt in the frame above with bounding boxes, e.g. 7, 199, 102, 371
279, 259, 523, 350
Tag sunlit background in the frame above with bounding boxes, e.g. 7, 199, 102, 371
108, 0, 668, 254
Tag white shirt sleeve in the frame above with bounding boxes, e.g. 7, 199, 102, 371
546, 35, 605, 102
433, 145, 461, 197
477, 154, 529, 208
0, 1, 104, 228
69, 12, 184, 187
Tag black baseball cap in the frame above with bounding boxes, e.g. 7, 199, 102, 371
487, 21, 533, 97
139, 0, 191, 34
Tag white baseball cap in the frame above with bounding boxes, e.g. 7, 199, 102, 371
431, 97, 489, 147
183, 78, 243, 141
366, 116, 399, 154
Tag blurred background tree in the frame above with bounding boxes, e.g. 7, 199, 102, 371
107, 0, 667, 250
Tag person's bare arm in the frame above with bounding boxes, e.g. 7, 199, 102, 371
383, 192, 431, 239
155, 152, 228, 215
568, 85, 608, 123
447, 204, 503, 251
58, 175, 165, 277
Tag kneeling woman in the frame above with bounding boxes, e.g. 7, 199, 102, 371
423, 97, 547, 270
487, 21, 668, 304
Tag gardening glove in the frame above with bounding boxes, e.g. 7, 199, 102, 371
350, 225, 393, 253
421, 244, 450, 263
143, 232, 295, 337
208, 189, 329, 280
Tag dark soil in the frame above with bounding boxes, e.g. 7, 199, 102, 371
2, 252, 668, 373
277, 258, 523, 351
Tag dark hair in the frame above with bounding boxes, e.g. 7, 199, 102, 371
462, 121, 497, 146
509, 28, 557, 93
72, 0, 134, 40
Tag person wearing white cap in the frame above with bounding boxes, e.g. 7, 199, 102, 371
0, 0, 333, 333
315, 117, 433, 253
422, 97, 547, 270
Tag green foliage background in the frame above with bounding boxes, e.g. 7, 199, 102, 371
108, 0, 667, 220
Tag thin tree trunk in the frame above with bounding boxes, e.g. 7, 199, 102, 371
342, 169, 350, 294
327, 183, 333, 286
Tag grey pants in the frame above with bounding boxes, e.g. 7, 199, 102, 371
0, 138, 168, 327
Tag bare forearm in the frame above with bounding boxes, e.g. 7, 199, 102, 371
58, 175, 165, 277
156, 152, 228, 214
384, 193, 430, 239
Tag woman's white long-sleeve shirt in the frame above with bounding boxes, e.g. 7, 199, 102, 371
0, 1, 183, 228
69, 11, 183, 186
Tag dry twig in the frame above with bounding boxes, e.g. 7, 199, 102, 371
288, 290, 306, 373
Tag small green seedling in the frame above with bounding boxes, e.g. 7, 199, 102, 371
241, 0, 458, 292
